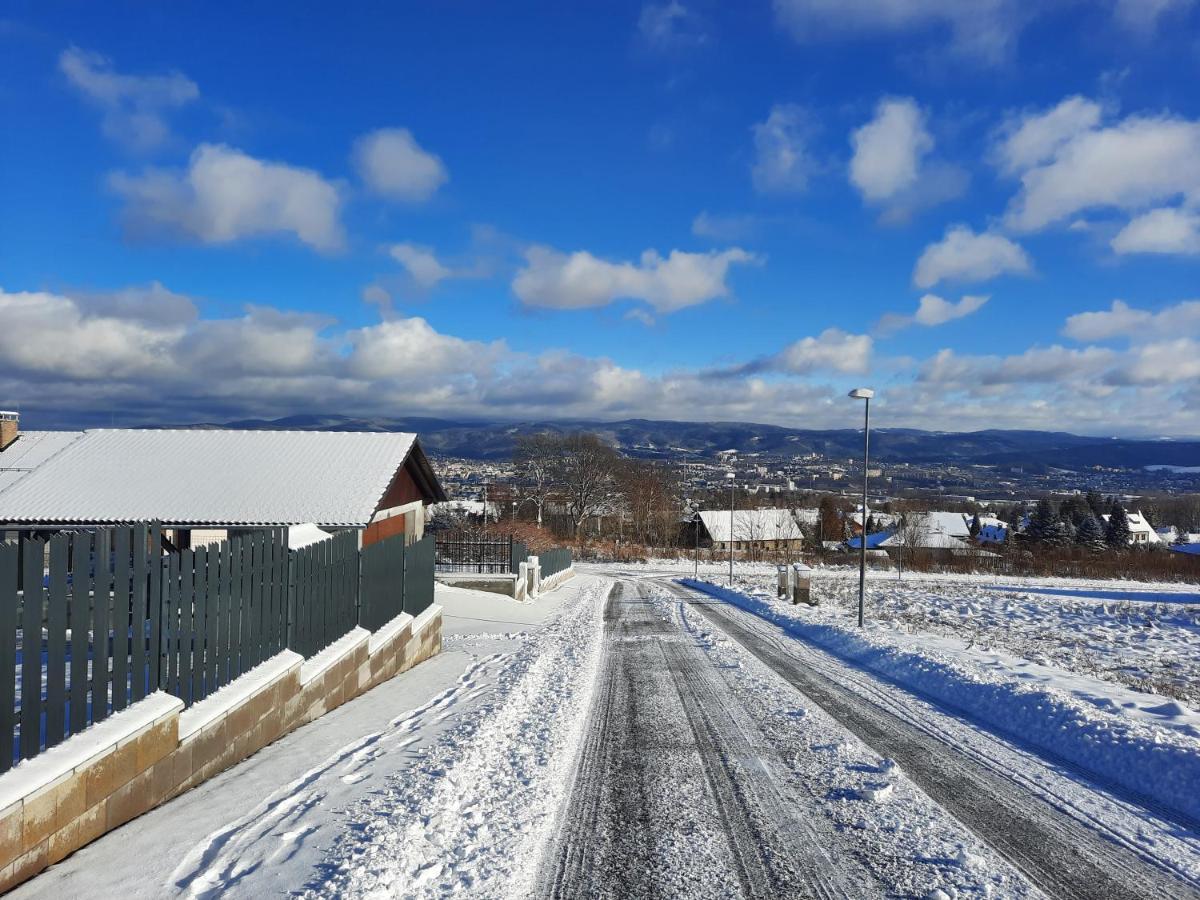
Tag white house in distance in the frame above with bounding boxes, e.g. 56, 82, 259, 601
1101, 510, 1161, 546
697, 508, 804, 552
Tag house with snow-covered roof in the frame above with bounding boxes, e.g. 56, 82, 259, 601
697, 508, 804, 553
1101, 510, 1161, 546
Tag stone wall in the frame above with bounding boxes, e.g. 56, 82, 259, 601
0, 607, 442, 892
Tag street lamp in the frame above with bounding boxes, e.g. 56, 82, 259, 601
726, 470, 736, 586
848, 388, 874, 628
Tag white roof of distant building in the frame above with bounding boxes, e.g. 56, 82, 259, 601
699, 508, 804, 542
287, 523, 331, 550
0, 430, 86, 494
924, 511, 971, 538
0, 429, 437, 528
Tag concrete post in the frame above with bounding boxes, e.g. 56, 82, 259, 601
791, 563, 814, 606
777, 565, 792, 599
529, 555, 541, 597
518, 562, 529, 602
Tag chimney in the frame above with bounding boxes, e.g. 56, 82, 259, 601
0, 411, 18, 452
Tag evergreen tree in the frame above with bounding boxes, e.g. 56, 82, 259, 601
1106, 502, 1132, 550
1085, 490, 1106, 519
1076, 515, 1106, 552
1173, 526, 1190, 546
969, 513, 982, 540
1027, 498, 1058, 544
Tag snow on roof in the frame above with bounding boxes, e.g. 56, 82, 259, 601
0, 429, 424, 527
288, 523, 331, 550
0, 430, 86, 494
923, 511, 971, 538
698, 508, 804, 542
1101, 510, 1160, 542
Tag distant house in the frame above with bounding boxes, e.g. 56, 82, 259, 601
1101, 510, 1161, 546
0, 428, 447, 548
975, 515, 1008, 545
697, 508, 804, 553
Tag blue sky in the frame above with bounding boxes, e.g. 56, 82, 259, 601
2, 1, 1199, 435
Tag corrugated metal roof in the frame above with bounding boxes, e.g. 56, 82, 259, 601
0, 430, 86, 494
0, 429, 418, 527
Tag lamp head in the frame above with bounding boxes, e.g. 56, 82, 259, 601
848, 388, 875, 400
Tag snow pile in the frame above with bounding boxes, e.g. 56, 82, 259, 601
681, 578, 1200, 824
311, 580, 607, 898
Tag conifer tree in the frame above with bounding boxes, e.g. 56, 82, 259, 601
1076, 515, 1106, 552
1106, 502, 1132, 550
969, 512, 982, 540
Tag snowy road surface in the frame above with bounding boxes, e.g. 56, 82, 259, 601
11, 568, 1200, 898
662, 578, 1200, 899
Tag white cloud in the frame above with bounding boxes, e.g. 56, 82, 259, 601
913, 225, 1032, 288
751, 104, 813, 194
850, 98, 932, 202
1111, 207, 1200, 256
389, 243, 454, 288
691, 211, 761, 241
776, 328, 872, 374
878, 293, 989, 333
1001, 109, 1200, 232
1109, 338, 1200, 385
512, 245, 758, 314
919, 344, 1117, 386
992, 96, 1103, 175
347, 317, 503, 380
771, 0, 1028, 64
1063, 298, 1200, 342
637, 2, 709, 50
59, 47, 198, 152
352, 128, 448, 203
1113, 0, 1194, 33
848, 98, 967, 222
109, 144, 344, 251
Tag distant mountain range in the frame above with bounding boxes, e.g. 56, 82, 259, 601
188, 414, 1200, 473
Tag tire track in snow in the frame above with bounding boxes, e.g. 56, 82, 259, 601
669, 580, 1200, 900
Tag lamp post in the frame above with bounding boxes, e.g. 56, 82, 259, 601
693, 509, 700, 579
849, 388, 874, 628
726, 470, 736, 586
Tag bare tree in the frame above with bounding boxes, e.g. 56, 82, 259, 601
553, 432, 620, 539
512, 433, 559, 527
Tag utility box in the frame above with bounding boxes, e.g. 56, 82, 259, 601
777, 565, 793, 599
792, 563, 814, 606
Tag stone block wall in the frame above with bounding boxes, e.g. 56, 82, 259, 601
0, 607, 442, 892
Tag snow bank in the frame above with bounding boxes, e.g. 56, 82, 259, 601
681, 578, 1200, 825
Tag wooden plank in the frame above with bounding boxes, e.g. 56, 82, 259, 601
192, 547, 208, 702
130, 525, 148, 703
275, 529, 287, 655
148, 524, 163, 692
229, 540, 243, 681
207, 541, 220, 694
68, 533, 89, 736
111, 528, 130, 712
20, 539, 43, 760
180, 549, 194, 705
263, 532, 277, 656
44, 535, 69, 748
166, 551, 180, 698
91, 530, 111, 724
219, 538, 233, 687
0, 544, 18, 772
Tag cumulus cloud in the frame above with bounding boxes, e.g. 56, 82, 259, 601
109, 144, 344, 251
850, 98, 932, 202
1111, 207, 1200, 256
691, 211, 762, 241
1062, 298, 1200, 342
877, 293, 988, 334
389, 243, 454, 289
59, 47, 198, 152
1113, 0, 1194, 33
771, 0, 1029, 64
512, 245, 758, 314
637, 2, 709, 51
1000, 104, 1200, 233
848, 98, 966, 222
1108, 338, 1200, 385
352, 128, 448, 202
992, 96, 1103, 176
751, 104, 814, 194
918, 344, 1117, 386
347, 317, 504, 380
726, 328, 873, 377
913, 224, 1032, 288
